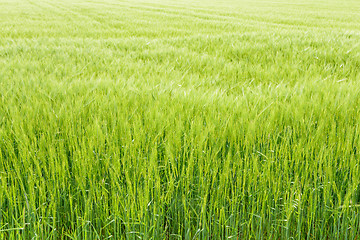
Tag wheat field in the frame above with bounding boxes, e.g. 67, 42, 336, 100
1, 0, 360, 239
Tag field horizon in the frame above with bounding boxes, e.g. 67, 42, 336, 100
1, 0, 360, 239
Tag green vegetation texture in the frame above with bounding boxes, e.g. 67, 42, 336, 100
1, 0, 360, 239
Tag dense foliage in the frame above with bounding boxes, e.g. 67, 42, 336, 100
1, 0, 360, 238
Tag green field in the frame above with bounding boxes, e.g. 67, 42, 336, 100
1, 0, 360, 239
